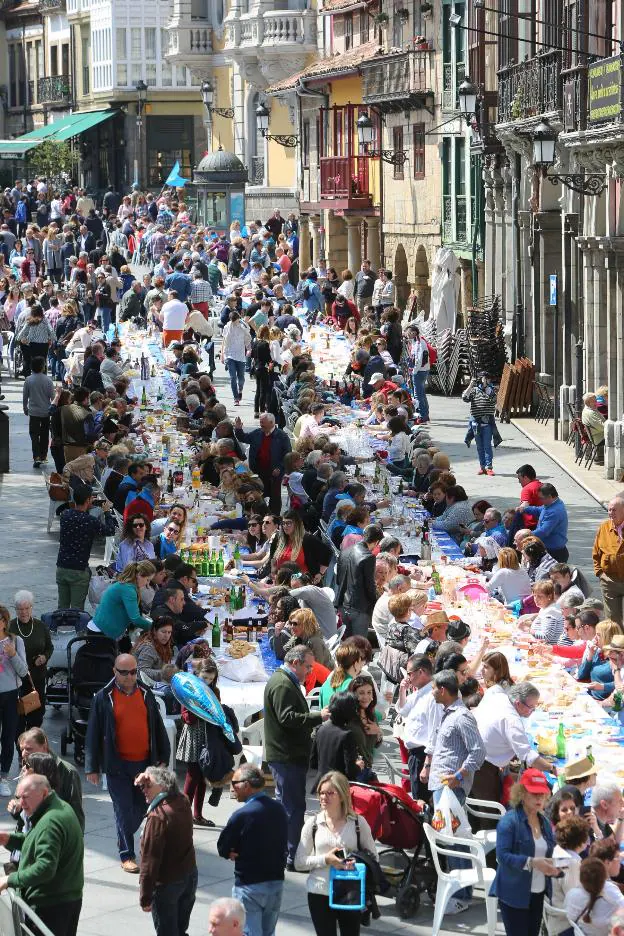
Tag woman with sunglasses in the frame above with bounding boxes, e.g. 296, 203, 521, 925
150, 504, 188, 541
115, 514, 156, 572
239, 514, 280, 571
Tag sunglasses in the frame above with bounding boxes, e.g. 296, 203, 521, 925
133, 522, 146, 528
166, 526, 180, 533
115, 668, 137, 676
231, 779, 247, 786
248, 521, 260, 527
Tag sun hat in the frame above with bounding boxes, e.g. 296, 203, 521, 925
518, 768, 551, 794
604, 634, 624, 652
564, 757, 597, 783
423, 610, 449, 631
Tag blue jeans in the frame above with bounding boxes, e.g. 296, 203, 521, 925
269, 762, 307, 863
0, 690, 18, 774
106, 758, 149, 860
227, 358, 246, 401
233, 881, 284, 936
152, 868, 198, 936
100, 305, 112, 334
413, 370, 430, 421
473, 419, 494, 469
432, 786, 472, 901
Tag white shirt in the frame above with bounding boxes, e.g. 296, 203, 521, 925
474, 686, 539, 768
388, 432, 410, 463
162, 299, 188, 331
372, 592, 392, 641
487, 567, 532, 603
531, 836, 547, 893
565, 881, 624, 936
550, 846, 582, 935
399, 681, 435, 749
222, 320, 251, 362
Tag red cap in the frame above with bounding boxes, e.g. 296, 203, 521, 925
518, 768, 551, 794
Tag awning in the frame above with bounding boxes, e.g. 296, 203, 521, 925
0, 110, 118, 158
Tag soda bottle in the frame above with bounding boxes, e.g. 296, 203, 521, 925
192, 467, 201, 490
208, 550, 217, 577
212, 615, 221, 649
431, 563, 442, 596
613, 691, 623, 713
586, 744, 594, 765
216, 549, 225, 577
556, 722, 567, 759
421, 532, 432, 561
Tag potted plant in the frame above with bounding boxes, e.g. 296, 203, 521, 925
420, 1, 433, 12
413, 34, 428, 49
374, 11, 389, 24
397, 7, 409, 20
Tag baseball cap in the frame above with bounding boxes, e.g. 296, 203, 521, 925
518, 769, 551, 794
369, 373, 385, 384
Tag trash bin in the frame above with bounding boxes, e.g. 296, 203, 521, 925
0, 408, 9, 473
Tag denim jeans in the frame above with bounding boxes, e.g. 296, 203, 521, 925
499, 892, 545, 936
233, 880, 284, 936
106, 758, 149, 859
0, 690, 18, 775
152, 868, 198, 936
412, 370, 430, 421
473, 419, 494, 469
227, 358, 246, 401
100, 305, 112, 334
432, 786, 471, 901
268, 762, 307, 863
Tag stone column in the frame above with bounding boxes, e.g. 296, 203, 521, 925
483, 164, 496, 298
346, 218, 362, 273
578, 239, 597, 391
298, 215, 311, 272
366, 217, 381, 271
518, 210, 532, 358
604, 249, 619, 478
502, 160, 515, 325
493, 172, 505, 306
535, 210, 562, 379
309, 215, 321, 267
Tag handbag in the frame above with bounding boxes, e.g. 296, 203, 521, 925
17, 674, 41, 716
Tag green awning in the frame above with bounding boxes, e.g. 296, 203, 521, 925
0, 110, 118, 159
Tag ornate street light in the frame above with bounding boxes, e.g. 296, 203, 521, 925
356, 111, 407, 166
531, 118, 606, 196
255, 102, 299, 148
202, 80, 234, 119
458, 76, 479, 121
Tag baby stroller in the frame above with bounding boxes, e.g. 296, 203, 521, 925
41, 609, 91, 710
349, 781, 436, 919
60, 633, 116, 765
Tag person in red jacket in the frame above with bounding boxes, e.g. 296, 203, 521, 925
20, 249, 37, 284
331, 294, 359, 330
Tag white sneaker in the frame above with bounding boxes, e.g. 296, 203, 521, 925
444, 898, 469, 915
0, 780, 11, 797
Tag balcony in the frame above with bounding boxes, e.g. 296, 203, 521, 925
361, 49, 434, 114
320, 155, 373, 210
39, 0, 64, 12
498, 50, 563, 124
223, 8, 317, 82
165, 22, 212, 67
37, 75, 72, 106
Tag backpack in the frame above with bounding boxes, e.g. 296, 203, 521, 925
424, 339, 437, 365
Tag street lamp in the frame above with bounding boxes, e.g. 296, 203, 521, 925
530, 117, 606, 195
135, 80, 148, 191
458, 76, 479, 122
202, 79, 234, 119
255, 102, 298, 148
357, 111, 407, 166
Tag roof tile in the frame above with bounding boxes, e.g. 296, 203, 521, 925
266, 39, 384, 92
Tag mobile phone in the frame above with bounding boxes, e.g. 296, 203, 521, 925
335, 849, 346, 861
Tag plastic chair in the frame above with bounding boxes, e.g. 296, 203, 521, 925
542, 897, 571, 936
154, 695, 177, 771
378, 751, 410, 787
465, 796, 506, 856
307, 687, 322, 711
240, 718, 265, 769
423, 823, 497, 936
325, 624, 345, 662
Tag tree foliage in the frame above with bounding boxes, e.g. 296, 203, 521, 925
28, 140, 78, 185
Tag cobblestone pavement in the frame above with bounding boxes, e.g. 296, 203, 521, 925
0, 350, 606, 935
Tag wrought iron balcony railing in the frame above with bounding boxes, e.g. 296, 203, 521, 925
361, 49, 434, 113
498, 50, 563, 123
37, 74, 72, 105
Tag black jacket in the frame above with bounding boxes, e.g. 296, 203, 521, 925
81, 355, 105, 393
85, 679, 170, 775
269, 533, 332, 578
336, 542, 377, 614
310, 721, 359, 790
362, 355, 387, 397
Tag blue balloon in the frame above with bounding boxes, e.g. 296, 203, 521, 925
171, 671, 236, 744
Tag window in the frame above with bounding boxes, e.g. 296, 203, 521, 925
116, 28, 126, 60
393, 126, 404, 180
161, 30, 169, 58
344, 12, 353, 50
82, 37, 90, 94
146, 63, 156, 86
413, 123, 425, 179
117, 63, 128, 86
360, 7, 370, 42
147, 115, 194, 186
161, 62, 172, 86
62, 43, 70, 76
145, 27, 156, 59
131, 28, 142, 59
131, 63, 142, 84
51, 46, 59, 76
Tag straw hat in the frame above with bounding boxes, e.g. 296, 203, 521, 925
423, 610, 449, 631
604, 634, 624, 653
564, 757, 597, 783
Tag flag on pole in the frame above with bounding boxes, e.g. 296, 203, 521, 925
165, 160, 189, 187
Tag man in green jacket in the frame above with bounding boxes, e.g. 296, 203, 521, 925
0, 774, 84, 936
263, 644, 324, 869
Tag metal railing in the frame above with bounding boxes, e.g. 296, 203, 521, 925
320, 155, 371, 201
37, 75, 71, 105
361, 49, 433, 109
39, 0, 64, 12
250, 156, 265, 185
498, 50, 563, 123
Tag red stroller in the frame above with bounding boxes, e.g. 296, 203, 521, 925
349, 781, 437, 919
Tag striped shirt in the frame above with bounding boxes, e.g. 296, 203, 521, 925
428, 698, 486, 793
462, 383, 497, 418
190, 279, 213, 303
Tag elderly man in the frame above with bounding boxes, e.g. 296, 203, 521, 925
85, 653, 170, 873
18, 727, 84, 829
217, 765, 288, 936
0, 774, 84, 936
152, 584, 206, 644
593, 496, 624, 626
472, 682, 553, 811
372, 573, 411, 643
209, 898, 246, 936
119, 280, 144, 322
263, 645, 324, 869
136, 766, 197, 936
234, 412, 291, 512
591, 781, 624, 842
582, 392, 606, 447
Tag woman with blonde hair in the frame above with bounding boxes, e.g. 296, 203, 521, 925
270, 510, 332, 582
281, 608, 333, 669
295, 770, 376, 936
577, 619, 623, 700
487, 546, 532, 603
90, 560, 155, 640
319, 644, 364, 708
